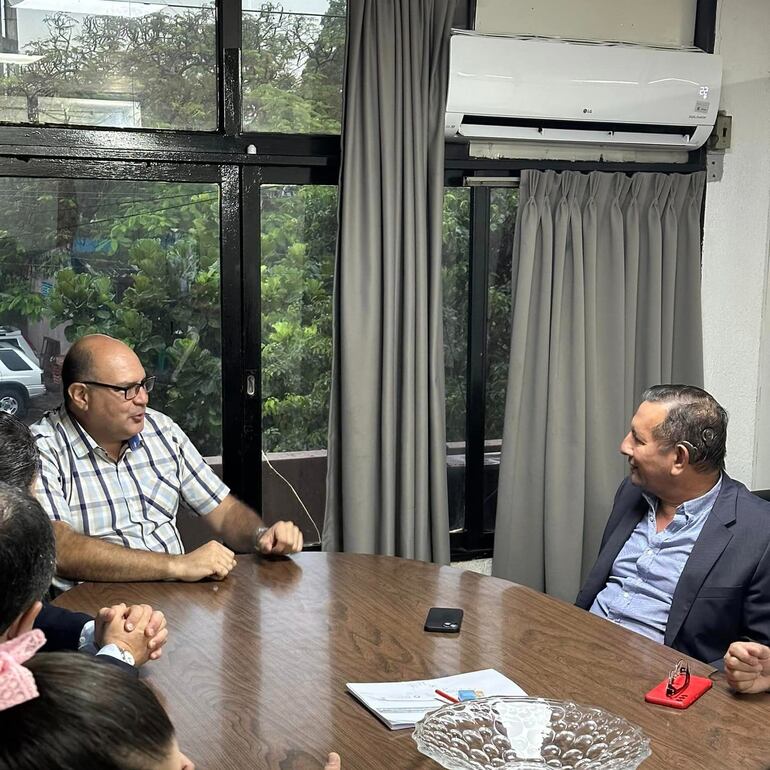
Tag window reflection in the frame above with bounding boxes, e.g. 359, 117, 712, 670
0, 1, 217, 130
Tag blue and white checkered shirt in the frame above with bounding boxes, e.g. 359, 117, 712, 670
589, 476, 723, 643
31, 406, 229, 592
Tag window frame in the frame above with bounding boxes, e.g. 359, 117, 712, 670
0, 0, 717, 558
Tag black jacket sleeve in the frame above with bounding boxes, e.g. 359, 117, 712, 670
34, 602, 93, 652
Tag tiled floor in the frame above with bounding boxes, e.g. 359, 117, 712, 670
451, 557, 493, 575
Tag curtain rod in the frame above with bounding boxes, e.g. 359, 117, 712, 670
463, 176, 520, 187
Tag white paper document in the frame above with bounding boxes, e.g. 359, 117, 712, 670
346, 668, 527, 730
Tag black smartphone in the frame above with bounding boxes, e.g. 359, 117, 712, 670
424, 607, 463, 633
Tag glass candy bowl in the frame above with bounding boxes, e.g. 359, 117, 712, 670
412, 697, 651, 770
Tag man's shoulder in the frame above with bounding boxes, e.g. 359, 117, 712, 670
721, 474, 770, 520
30, 406, 68, 444
140, 408, 188, 447
612, 476, 643, 507
142, 407, 179, 432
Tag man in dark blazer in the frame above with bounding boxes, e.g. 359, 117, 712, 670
0, 411, 166, 669
0, 482, 166, 674
576, 385, 770, 667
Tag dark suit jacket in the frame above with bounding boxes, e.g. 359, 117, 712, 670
35, 603, 92, 652
33, 603, 136, 676
576, 474, 770, 666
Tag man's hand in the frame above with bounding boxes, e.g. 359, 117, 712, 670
95, 604, 168, 661
172, 540, 237, 581
724, 641, 770, 693
324, 753, 341, 770
256, 521, 304, 555
96, 603, 157, 666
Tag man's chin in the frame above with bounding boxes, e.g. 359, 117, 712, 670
127, 414, 145, 432
628, 469, 642, 486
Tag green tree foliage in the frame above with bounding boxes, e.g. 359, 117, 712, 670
243, 2, 345, 132
260, 185, 336, 451
441, 189, 470, 443
42, 183, 223, 454
0, 3, 516, 460
0, 4, 345, 132
0, 5, 346, 456
486, 189, 517, 439
441, 187, 516, 444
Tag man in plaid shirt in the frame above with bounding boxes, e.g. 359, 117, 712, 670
32, 334, 303, 592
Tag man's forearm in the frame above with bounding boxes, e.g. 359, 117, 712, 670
204, 495, 263, 552
53, 522, 181, 582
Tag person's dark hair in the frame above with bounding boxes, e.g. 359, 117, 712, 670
61, 341, 94, 406
0, 483, 55, 634
641, 384, 728, 473
0, 653, 176, 770
0, 412, 38, 488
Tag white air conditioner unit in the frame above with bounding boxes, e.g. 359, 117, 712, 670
446, 32, 722, 153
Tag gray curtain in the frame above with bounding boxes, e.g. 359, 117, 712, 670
492, 170, 706, 601
323, 0, 454, 562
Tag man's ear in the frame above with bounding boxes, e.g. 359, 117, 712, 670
68, 383, 89, 411
4, 600, 43, 640
672, 442, 691, 475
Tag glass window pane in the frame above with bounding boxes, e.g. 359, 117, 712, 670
242, 1, 345, 134
483, 187, 518, 532
0, 2, 217, 130
0, 177, 222, 457
260, 184, 337, 543
443, 187, 469, 532
0, 348, 31, 370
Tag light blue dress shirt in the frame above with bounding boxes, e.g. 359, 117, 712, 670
589, 476, 723, 643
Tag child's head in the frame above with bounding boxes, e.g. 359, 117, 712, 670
0, 650, 193, 770
0, 483, 55, 640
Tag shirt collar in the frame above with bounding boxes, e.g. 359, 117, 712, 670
56, 406, 144, 459
642, 474, 723, 522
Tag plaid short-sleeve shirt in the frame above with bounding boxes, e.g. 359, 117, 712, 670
31, 406, 229, 591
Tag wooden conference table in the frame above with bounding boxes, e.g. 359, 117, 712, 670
56, 553, 770, 770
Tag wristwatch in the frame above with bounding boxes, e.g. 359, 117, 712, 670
254, 526, 270, 550
115, 646, 135, 667
100, 643, 136, 666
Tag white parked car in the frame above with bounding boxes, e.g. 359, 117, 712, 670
0, 325, 40, 365
0, 341, 46, 418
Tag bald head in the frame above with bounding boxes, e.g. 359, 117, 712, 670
61, 335, 150, 450
62, 335, 139, 405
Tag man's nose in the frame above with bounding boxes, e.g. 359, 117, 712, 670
619, 432, 632, 456
133, 385, 150, 405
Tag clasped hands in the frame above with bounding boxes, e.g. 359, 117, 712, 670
94, 602, 168, 666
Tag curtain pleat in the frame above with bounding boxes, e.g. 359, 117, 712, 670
493, 170, 706, 600
323, 0, 454, 563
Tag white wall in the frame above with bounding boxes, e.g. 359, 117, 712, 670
475, 0, 697, 47
701, 0, 770, 487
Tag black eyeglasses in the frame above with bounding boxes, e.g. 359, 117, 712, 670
665, 659, 691, 698
81, 376, 156, 400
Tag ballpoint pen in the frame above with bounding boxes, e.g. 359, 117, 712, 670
435, 689, 459, 704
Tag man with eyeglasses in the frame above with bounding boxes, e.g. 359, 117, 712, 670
30, 334, 303, 593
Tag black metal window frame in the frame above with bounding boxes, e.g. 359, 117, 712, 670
0, 0, 717, 558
